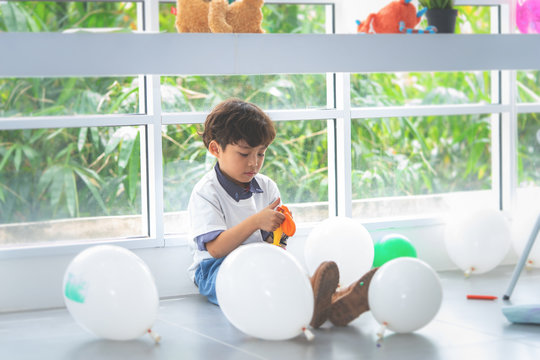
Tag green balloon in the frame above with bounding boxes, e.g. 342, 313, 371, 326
372, 234, 417, 267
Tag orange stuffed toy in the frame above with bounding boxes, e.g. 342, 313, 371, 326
356, 0, 436, 34
175, 0, 264, 33
272, 205, 295, 248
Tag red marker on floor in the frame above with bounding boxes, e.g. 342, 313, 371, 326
467, 295, 498, 300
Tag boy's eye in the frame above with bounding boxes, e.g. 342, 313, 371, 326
258, 153, 265, 157
239, 153, 248, 157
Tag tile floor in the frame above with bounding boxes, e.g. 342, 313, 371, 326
1, 265, 540, 360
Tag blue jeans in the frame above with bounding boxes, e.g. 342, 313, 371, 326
194, 257, 225, 305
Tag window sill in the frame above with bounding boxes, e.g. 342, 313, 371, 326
2, 33, 539, 78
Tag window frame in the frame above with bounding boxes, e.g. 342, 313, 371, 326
0, 0, 539, 258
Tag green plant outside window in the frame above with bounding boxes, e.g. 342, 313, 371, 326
1, 1, 537, 243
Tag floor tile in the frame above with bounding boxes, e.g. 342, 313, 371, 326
2, 266, 540, 360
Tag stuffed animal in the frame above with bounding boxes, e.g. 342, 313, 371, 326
356, 0, 436, 34
175, 0, 211, 32
175, 0, 265, 33
272, 205, 295, 248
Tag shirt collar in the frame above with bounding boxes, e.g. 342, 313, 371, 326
214, 163, 263, 202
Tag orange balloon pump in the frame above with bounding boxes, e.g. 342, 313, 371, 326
272, 205, 296, 247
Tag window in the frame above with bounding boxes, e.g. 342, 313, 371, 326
0, 0, 538, 252
160, 74, 327, 112
516, 113, 540, 204
351, 71, 491, 107
350, 114, 493, 219
517, 71, 540, 104
0, 126, 145, 246
2, 0, 539, 312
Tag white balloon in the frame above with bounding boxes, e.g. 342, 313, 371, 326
511, 210, 540, 268
444, 209, 511, 275
216, 244, 313, 340
63, 245, 159, 340
369, 257, 442, 333
304, 217, 374, 287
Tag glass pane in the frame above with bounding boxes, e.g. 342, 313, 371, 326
163, 119, 329, 235
517, 71, 540, 104
161, 74, 326, 112
262, 3, 327, 34
0, 77, 140, 117
351, 71, 491, 108
517, 113, 540, 188
0, 126, 144, 246
162, 123, 208, 235
159, 2, 327, 33
0, 1, 138, 32
514, 113, 539, 254
351, 115, 493, 219
266, 120, 329, 221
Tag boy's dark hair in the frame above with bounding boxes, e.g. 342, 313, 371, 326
202, 99, 276, 150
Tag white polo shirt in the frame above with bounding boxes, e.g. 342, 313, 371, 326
187, 166, 280, 282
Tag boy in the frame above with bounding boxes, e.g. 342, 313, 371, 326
187, 98, 377, 328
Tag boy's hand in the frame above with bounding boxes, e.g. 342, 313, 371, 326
257, 198, 285, 232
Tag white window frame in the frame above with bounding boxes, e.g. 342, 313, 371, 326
0, 0, 539, 310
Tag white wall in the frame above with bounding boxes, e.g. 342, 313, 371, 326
0, 220, 519, 313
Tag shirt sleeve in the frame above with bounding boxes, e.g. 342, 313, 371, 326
261, 230, 271, 242
195, 229, 223, 251
188, 182, 228, 249
268, 178, 281, 208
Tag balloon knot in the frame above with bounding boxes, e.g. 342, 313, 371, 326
464, 267, 474, 278
376, 321, 388, 345
147, 329, 161, 344
302, 326, 315, 341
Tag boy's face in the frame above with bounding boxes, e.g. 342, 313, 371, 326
209, 139, 268, 186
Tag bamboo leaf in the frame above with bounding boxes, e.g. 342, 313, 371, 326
49, 170, 64, 211
38, 165, 60, 194
0, 147, 15, 172
73, 167, 108, 215
127, 131, 140, 202
77, 127, 88, 152
63, 167, 78, 217
118, 135, 134, 169
90, 127, 100, 149
57, 78, 78, 106
108, 86, 138, 113
13, 147, 22, 172
32, 106, 67, 117
403, 117, 429, 155
105, 127, 136, 156
21, 145, 37, 161
1, 3, 30, 32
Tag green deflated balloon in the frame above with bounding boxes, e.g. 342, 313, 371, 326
373, 234, 417, 267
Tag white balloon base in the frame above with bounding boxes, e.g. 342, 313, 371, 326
464, 267, 475, 278
147, 328, 161, 344
302, 327, 314, 341
375, 322, 388, 348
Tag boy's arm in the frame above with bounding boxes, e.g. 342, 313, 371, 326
206, 198, 284, 258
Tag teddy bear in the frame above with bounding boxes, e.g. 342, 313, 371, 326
175, 0, 265, 33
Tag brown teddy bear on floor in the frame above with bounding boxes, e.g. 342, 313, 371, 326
175, 0, 264, 33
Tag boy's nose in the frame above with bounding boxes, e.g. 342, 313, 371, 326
248, 154, 258, 166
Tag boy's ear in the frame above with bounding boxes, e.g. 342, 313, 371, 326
208, 140, 220, 158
